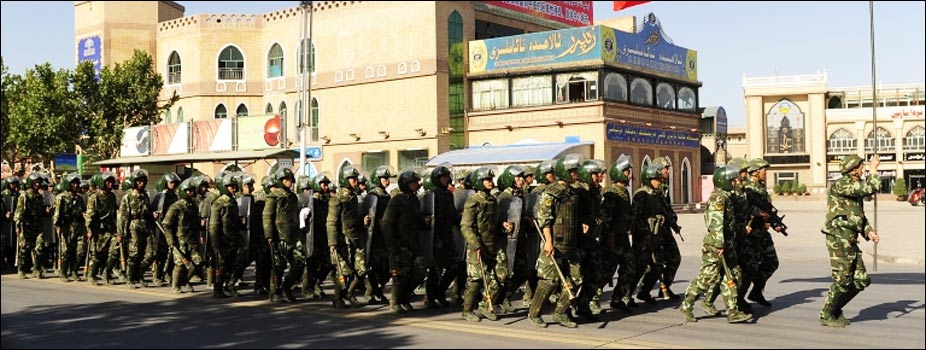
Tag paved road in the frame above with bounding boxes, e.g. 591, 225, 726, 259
2, 200, 923, 348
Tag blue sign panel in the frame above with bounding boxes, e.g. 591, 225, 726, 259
606, 123, 700, 149
293, 146, 323, 160
78, 36, 102, 78
600, 14, 698, 81
55, 153, 78, 172
470, 26, 602, 73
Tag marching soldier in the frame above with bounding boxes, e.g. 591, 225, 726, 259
382, 169, 427, 314
679, 166, 752, 324
528, 154, 587, 328
365, 166, 393, 305
210, 172, 244, 298
161, 178, 202, 293
264, 168, 305, 303
75, 179, 90, 280
819, 155, 881, 328
574, 159, 608, 320
2, 176, 21, 269
460, 167, 507, 322
117, 169, 154, 288
248, 176, 274, 294
521, 159, 557, 307
228, 175, 256, 293
652, 157, 682, 300
631, 165, 667, 305
85, 172, 119, 285
144, 172, 180, 286
495, 165, 532, 313
425, 165, 459, 308
15, 173, 51, 279
742, 158, 780, 307
53, 173, 85, 282
304, 173, 333, 299
602, 155, 637, 311
326, 165, 366, 308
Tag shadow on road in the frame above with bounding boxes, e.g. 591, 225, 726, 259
1, 295, 415, 349
778, 272, 926, 285
853, 299, 926, 323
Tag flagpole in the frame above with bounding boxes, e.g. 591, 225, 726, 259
868, 0, 878, 272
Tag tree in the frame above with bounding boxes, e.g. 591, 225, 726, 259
781, 181, 792, 195
773, 182, 782, 196
6, 63, 82, 166
73, 50, 177, 161
797, 183, 807, 195
893, 178, 908, 200
1, 57, 15, 165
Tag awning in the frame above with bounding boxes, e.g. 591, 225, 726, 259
92, 148, 300, 166
426, 141, 594, 167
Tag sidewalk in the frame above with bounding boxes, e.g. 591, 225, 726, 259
675, 198, 926, 265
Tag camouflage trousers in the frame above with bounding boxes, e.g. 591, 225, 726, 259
683, 245, 745, 314
602, 236, 636, 301
125, 220, 150, 280
390, 245, 427, 306
141, 225, 168, 281
577, 240, 609, 308
170, 240, 202, 288
75, 226, 87, 277
464, 245, 507, 302
57, 224, 81, 278
228, 232, 249, 284
659, 230, 681, 287
270, 240, 306, 293
739, 230, 779, 283
535, 248, 582, 311
17, 229, 47, 275
821, 228, 870, 317
426, 234, 463, 300
329, 244, 366, 290
630, 236, 664, 296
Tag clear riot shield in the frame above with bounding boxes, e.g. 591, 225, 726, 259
41, 191, 55, 244
299, 190, 314, 257
237, 196, 252, 246
498, 195, 523, 273
362, 194, 378, 255
418, 191, 435, 267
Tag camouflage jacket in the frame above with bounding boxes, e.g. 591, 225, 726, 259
263, 187, 299, 243
311, 191, 330, 236
703, 189, 736, 249
601, 183, 632, 238
209, 193, 242, 248
85, 190, 117, 233
14, 189, 45, 231
537, 181, 580, 252
117, 189, 152, 237
461, 190, 500, 251
367, 186, 391, 248
381, 191, 422, 252
327, 187, 364, 247
731, 188, 749, 236
53, 191, 84, 228
154, 189, 179, 222
823, 173, 880, 237
162, 198, 199, 246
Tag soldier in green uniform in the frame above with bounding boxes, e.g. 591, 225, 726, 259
210, 172, 245, 298
228, 174, 255, 293
264, 168, 305, 302
75, 179, 90, 281
651, 157, 682, 300
86, 172, 119, 285
727, 157, 755, 313
460, 167, 508, 322
53, 173, 85, 281
248, 176, 273, 294
601, 156, 637, 312
425, 165, 460, 308
819, 155, 881, 327
382, 169, 427, 314
327, 165, 367, 308
15, 174, 50, 279
162, 178, 202, 293
365, 166, 394, 305
679, 166, 752, 324
2, 176, 21, 269
741, 158, 780, 307
495, 165, 532, 313
574, 159, 608, 320
118, 169, 154, 288
304, 173, 333, 299
150, 172, 181, 286
631, 165, 668, 305
528, 154, 587, 328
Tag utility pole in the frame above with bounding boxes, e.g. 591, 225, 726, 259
299, 1, 313, 177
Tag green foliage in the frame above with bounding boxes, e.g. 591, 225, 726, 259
797, 183, 807, 195
781, 181, 793, 195
893, 178, 908, 196
773, 182, 782, 195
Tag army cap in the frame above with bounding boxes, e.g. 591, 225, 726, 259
747, 158, 770, 173
840, 155, 864, 174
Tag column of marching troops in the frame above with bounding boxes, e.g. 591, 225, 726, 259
0, 152, 880, 328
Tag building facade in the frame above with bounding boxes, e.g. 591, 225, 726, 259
742, 72, 924, 193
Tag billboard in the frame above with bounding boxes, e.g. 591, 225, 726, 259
191, 120, 233, 153
469, 14, 698, 81
55, 153, 78, 172
152, 122, 188, 155
237, 114, 283, 150
77, 35, 102, 78
481, 1, 593, 27
606, 123, 700, 149
120, 126, 150, 157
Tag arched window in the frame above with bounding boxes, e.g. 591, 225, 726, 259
265, 103, 273, 114
904, 126, 925, 151
630, 78, 653, 105
167, 51, 181, 84
214, 104, 228, 119
236, 103, 249, 117
448, 10, 464, 151
603, 72, 627, 102
677, 87, 696, 111
656, 83, 676, 109
865, 127, 894, 152
311, 97, 319, 142
279, 101, 287, 119
176, 107, 184, 123
298, 39, 316, 74
164, 109, 172, 124
681, 157, 692, 204
664, 157, 674, 204
827, 128, 856, 153
267, 43, 284, 78
218, 45, 244, 80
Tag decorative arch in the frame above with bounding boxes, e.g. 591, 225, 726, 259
765, 99, 805, 154
216, 44, 246, 81
214, 103, 228, 119
827, 128, 856, 153
267, 42, 284, 78
167, 51, 181, 84
681, 157, 692, 204
236, 103, 249, 117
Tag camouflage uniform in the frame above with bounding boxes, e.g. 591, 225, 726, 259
460, 189, 505, 320
742, 176, 779, 305
144, 186, 178, 286
53, 182, 85, 281
85, 178, 119, 284
264, 185, 305, 302
15, 184, 49, 278
630, 185, 667, 304
495, 185, 533, 309
382, 181, 427, 313
600, 182, 636, 309
117, 188, 153, 287
573, 178, 608, 318
656, 185, 682, 299
162, 195, 202, 292
305, 185, 332, 298
247, 189, 271, 294
679, 184, 751, 323
819, 160, 880, 327
426, 183, 460, 306
327, 186, 366, 307
366, 184, 391, 303
210, 190, 243, 297
529, 179, 582, 328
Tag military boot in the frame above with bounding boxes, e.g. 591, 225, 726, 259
478, 302, 499, 321
212, 274, 229, 298
171, 268, 184, 293
680, 291, 697, 323
461, 311, 481, 322
282, 276, 298, 303
206, 267, 214, 287
527, 282, 553, 328
552, 308, 578, 328
660, 283, 680, 301
126, 262, 139, 289
727, 311, 752, 324
701, 299, 720, 316
747, 279, 771, 307
829, 286, 858, 327
610, 298, 631, 312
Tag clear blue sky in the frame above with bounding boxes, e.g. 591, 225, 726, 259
2, 1, 924, 127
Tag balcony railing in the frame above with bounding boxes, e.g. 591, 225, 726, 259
219, 68, 244, 80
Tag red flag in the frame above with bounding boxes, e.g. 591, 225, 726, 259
613, 1, 650, 11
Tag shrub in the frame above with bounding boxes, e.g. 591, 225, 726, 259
773, 183, 782, 195
782, 181, 792, 195
797, 183, 807, 195
893, 178, 908, 196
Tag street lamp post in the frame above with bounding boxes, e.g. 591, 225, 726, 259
299, 1, 313, 177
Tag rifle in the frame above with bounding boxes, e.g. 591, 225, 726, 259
475, 248, 495, 313
747, 193, 789, 236
531, 219, 575, 301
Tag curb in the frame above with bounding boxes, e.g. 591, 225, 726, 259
865, 251, 925, 265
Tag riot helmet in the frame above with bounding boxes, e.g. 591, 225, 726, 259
713, 166, 739, 191
497, 165, 525, 191
397, 169, 422, 193
296, 175, 313, 193
338, 164, 360, 188
747, 158, 770, 173
609, 154, 633, 183
430, 164, 453, 189
554, 153, 584, 183
641, 164, 664, 185
578, 159, 604, 184
471, 167, 496, 192
535, 160, 556, 184
311, 172, 332, 192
